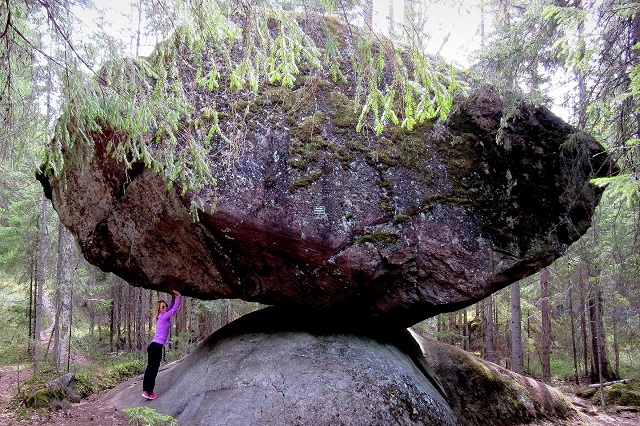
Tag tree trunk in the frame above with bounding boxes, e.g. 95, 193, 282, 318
629, 2, 640, 138
58, 222, 72, 368
579, 261, 590, 378
510, 281, 523, 374
28, 255, 35, 353
88, 266, 97, 336
526, 309, 531, 373
574, 0, 588, 129
569, 285, 580, 385
135, 0, 142, 56
485, 295, 495, 362
148, 290, 155, 341
52, 221, 70, 367
461, 309, 468, 351
540, 268, 551, 383
499, 0, 514, 90
612, 311, 620, 378
110, 290, 115, 352
116, 284, 123, 351
363, 0, 373, 30
126, 285, 132, 350
448, 312, 455, 345
594, 283, 606, 409
34, 193, 48, 369
136, 287, 145, 350
588, 283, 615, 382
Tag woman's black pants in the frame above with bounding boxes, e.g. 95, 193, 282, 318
143, 342, 163, 394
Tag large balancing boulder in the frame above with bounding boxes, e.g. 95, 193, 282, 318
103, 307, 583, 425
38, 12, 614, 327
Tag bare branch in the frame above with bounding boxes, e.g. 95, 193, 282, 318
8, 21, 63, 67
38, 0, 95, 73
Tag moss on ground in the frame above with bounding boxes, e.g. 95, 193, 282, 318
604, 384, 640, 407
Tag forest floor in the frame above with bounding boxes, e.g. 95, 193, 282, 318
0, 367, 128, 425
1, 366, 639, 425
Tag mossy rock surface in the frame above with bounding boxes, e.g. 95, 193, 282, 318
415, 333, 580, 426
26, 388, 57, 409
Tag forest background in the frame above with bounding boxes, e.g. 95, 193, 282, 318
0, 0, 639, 419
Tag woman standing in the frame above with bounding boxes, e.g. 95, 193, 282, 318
142, 289, 181, 400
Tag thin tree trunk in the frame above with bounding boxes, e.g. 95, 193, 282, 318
88, 266, 97, 336
612, 313, 620, 378
110, 292, 115, 352
589, 283, 614, 382
448, 312, 455, 345
135, 0, 142, 56
499, 0, 514, 90
569, 285, 580, 385
540, 268, 551, 383
632, 10, 640, 138
116, 285, 122, 352
126, 285, 132, 350
52, 272, 61, 366
148, 291, 155, 341
363, 0, 373, 30
54, 221, 72, 368
575, 0, 588, 129
510, 282, 523, 374
594, 283, 606, 409
480, 0, 485, 49
526, 309, 530, 373
461, 309, 468, 351
34, 193, 48, 369
579, 262, 590, 378
486, 295, 494, 362
136, 287, 145, 350
28, 255, 35, 353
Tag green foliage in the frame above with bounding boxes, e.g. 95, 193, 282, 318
43, 1, 463, 194
0, 278, 31, 365
591, 172, 639, 208
123, 406, 178, 426
73, 355, 145, 398
542, 5, 593, 73
353, 39, 462, 136
46, 56, 213, 195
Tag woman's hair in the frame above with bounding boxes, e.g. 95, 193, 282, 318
156, 299, 168, 322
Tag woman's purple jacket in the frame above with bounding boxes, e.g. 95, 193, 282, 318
152, 295, 181, 345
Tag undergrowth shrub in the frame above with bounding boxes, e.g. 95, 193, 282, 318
123, 406, 178, 426
603, 384, 640, 407
74, 355, 145, 397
